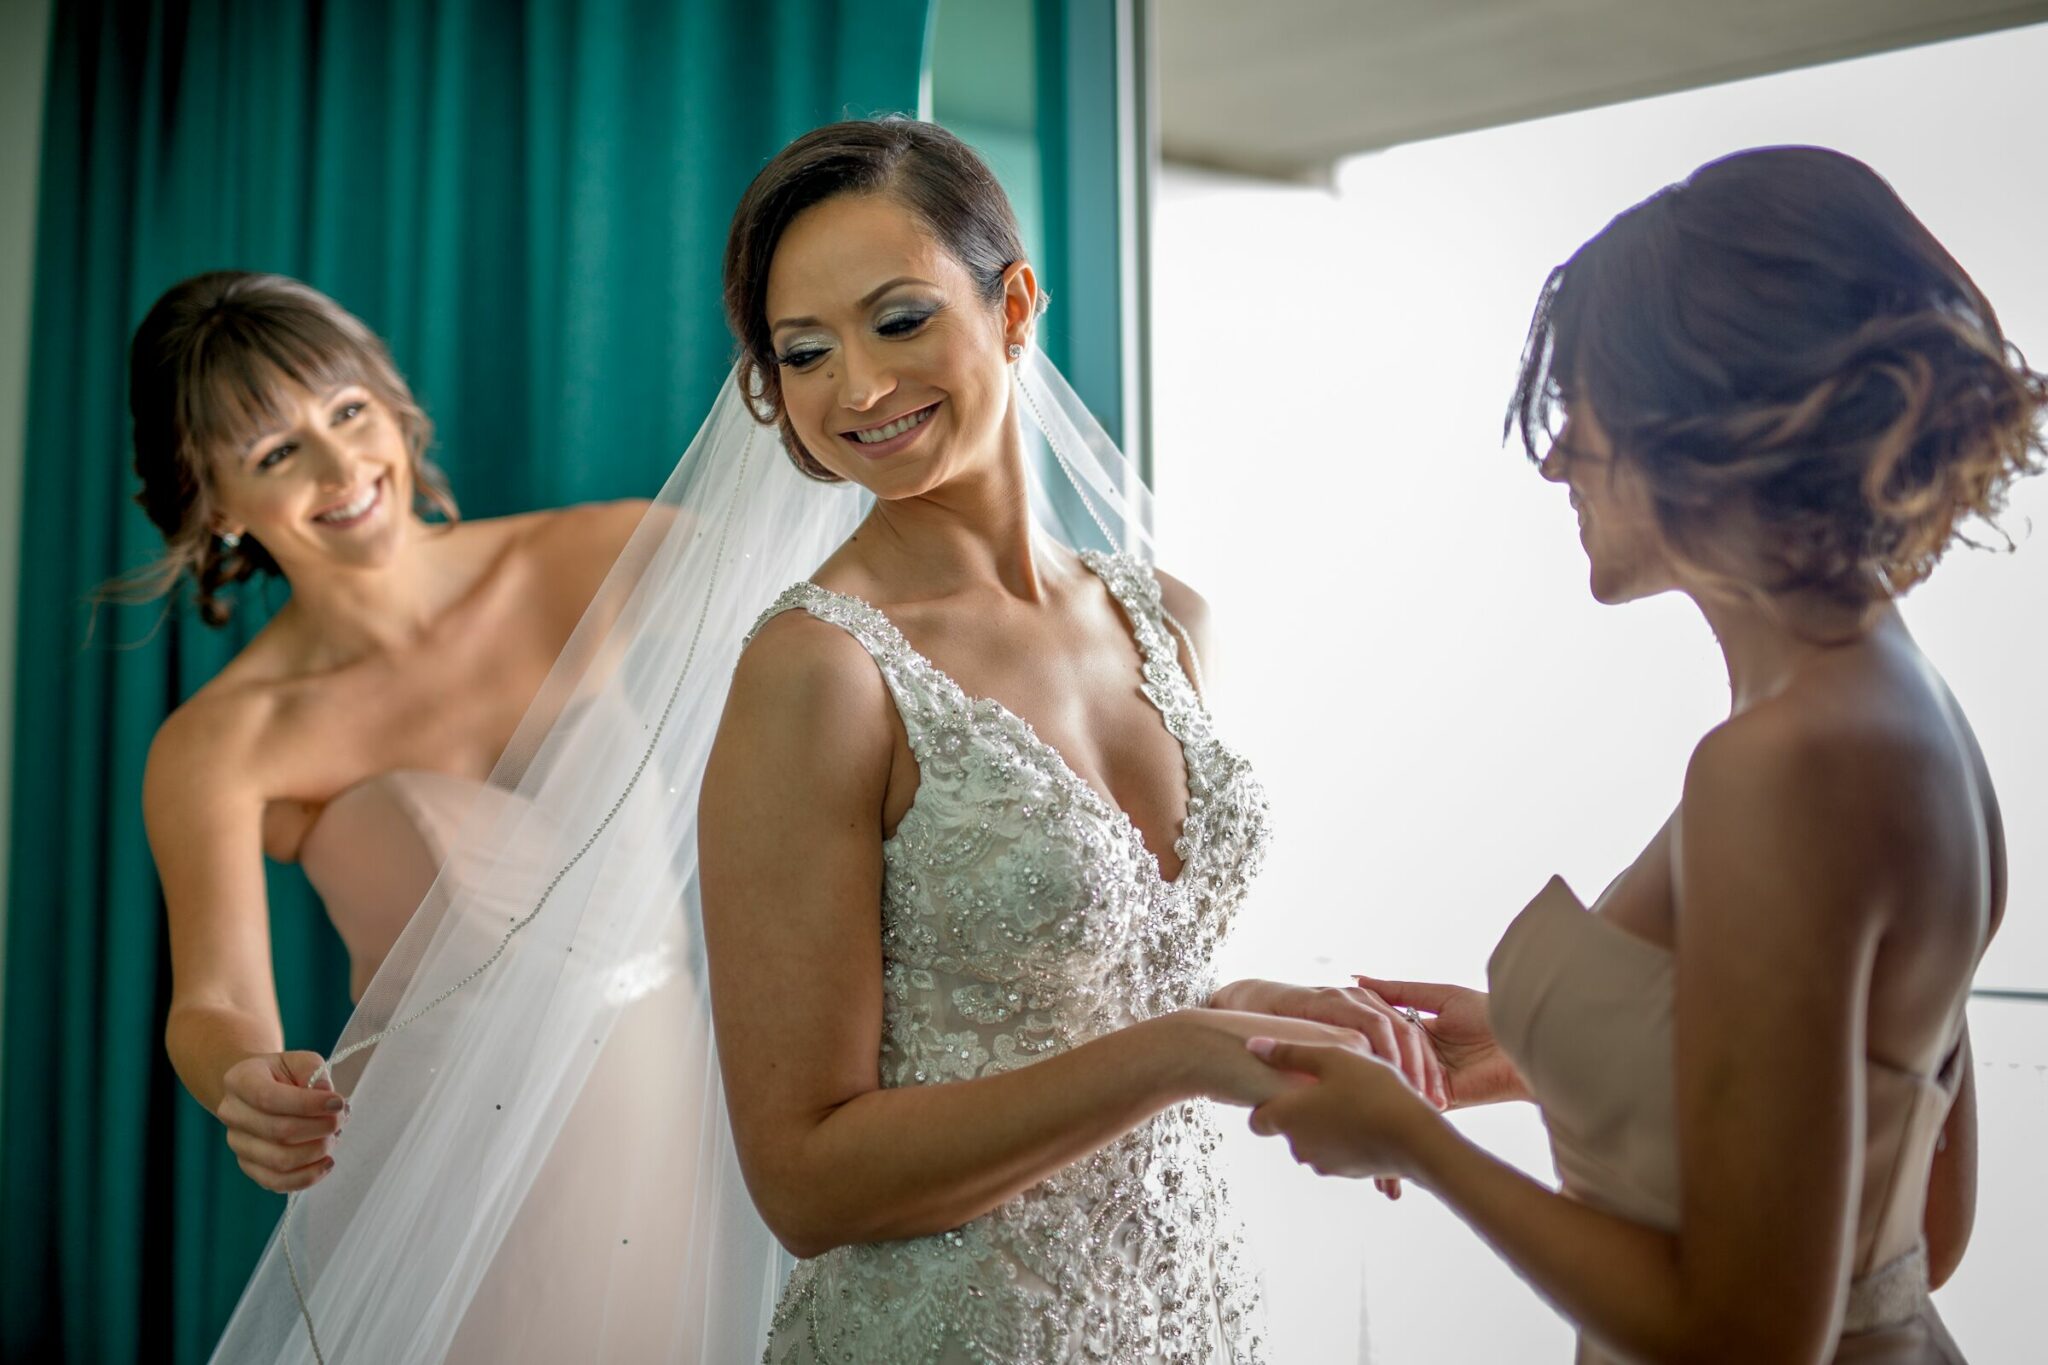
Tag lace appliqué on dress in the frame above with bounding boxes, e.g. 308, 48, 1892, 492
747, 551, 1272, 1365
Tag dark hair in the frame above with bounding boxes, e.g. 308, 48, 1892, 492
1509, 145, 2047, 604
723, 117, 1030, 479
117, 271, 456, 626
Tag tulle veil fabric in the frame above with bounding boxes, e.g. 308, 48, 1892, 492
208, 347, 1155, 1363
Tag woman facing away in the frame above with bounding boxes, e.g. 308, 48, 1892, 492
127, 271, 705, 1359
1245, 146, 2043, 1364
697, 119, 1446, 1364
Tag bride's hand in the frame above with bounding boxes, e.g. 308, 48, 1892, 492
1160, 1008, 1372, 1111
1211, 978, 1445, 1110
1352, 974, 1530, 1110
1245, 1037, 1440, 1183
216, 1050, 348, 1193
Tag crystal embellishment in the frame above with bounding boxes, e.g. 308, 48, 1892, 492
748, 551, 1272, 1365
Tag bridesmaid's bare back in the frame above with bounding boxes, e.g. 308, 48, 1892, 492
1592, 611, 2002, 1080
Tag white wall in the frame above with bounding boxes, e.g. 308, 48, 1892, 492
0, 0, 55, 1098
1156, 23, 2048, 1363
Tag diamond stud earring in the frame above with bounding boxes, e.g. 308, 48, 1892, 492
1007, 343, 1024, 361
219, 531, 243, 551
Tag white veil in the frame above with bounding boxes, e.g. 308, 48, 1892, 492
208, 344, 1155, 1364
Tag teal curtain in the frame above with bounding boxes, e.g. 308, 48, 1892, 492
930, 0, 1139, 552
932, 0, 1134, 451
0, 2, 930, 1361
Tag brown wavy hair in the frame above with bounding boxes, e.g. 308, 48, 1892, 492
722, 117, 1031, 480
116, 271, 457, 627
1509, 146, 2047, 605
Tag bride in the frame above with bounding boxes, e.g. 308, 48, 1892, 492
206, 117, 1431, 1363
701, 118, 1430, 1363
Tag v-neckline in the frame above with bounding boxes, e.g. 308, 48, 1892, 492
803, 554, 1197, 889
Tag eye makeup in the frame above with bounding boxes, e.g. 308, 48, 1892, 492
776, 336, 833, 369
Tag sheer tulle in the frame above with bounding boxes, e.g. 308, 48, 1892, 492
209, 347, 1159, 1363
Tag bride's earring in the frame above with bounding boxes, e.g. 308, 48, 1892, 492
1007, 343, 1024, 362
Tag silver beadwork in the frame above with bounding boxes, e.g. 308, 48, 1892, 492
751, 551, 1273, 1365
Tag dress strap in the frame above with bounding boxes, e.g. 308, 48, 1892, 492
743, 582, 955, 747
1078, 551, 1183, 675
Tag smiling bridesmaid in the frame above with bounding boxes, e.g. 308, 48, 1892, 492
122, 271, 648, 1195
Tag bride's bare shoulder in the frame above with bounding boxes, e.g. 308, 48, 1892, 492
1150, 566, 1214, 686
705, 607, 896, 816
727, 605, 893, 734
1151, 568, 1210, 630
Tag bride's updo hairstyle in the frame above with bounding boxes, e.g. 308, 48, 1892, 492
1510, 145, 2046, 604
724, 117, 1031, 480
122, 270, 456, 626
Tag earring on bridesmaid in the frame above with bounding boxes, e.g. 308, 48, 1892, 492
218, 531, 242, 551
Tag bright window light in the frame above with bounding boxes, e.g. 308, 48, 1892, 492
1157, 24, 2048, 1362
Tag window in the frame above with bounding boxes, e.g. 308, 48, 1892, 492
1156, 25, 2048, 1360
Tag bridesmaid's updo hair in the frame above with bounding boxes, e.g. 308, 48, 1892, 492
723, 117, 1031, 480
121, 271, 456, 626
1510, 146, 2047, 604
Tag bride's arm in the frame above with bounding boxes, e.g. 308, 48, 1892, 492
1249, 722, 1887, 1364
699, 612, 1346, 1259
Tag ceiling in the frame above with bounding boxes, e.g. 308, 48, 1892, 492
1156, 0, 2048, 178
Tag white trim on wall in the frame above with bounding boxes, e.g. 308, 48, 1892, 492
0, 0, 55, 1112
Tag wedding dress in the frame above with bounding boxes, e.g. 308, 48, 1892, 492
1489, 877, 1968, 1364
752, 551, 1272, 1364
208, 348, 1197, 1363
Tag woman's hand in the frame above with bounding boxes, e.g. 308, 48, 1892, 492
1244, 1037, 1442, 1182
1353, 974, 1530, 1110
1162, 1008, 1373, 1111
216, 1051, 347, 1193
1214, 978, 1446, 1110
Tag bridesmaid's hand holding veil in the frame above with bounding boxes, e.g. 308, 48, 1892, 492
1352, 975, 1531, 1111
215, 1049, 348, 1193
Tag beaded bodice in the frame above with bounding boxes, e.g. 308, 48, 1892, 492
749, 550, 1271, 1365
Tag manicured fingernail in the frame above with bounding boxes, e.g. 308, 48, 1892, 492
1246, 1037, 1275, 1059
325, 1096, 345, 1112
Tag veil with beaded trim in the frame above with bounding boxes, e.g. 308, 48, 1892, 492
207, 343, 1156, 1363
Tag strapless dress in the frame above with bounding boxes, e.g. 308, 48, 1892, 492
1489, 877, 1966, 1364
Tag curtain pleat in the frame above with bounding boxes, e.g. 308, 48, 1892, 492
1, 3, 930, 1360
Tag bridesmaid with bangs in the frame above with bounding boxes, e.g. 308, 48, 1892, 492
123, 271, 649, 1196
